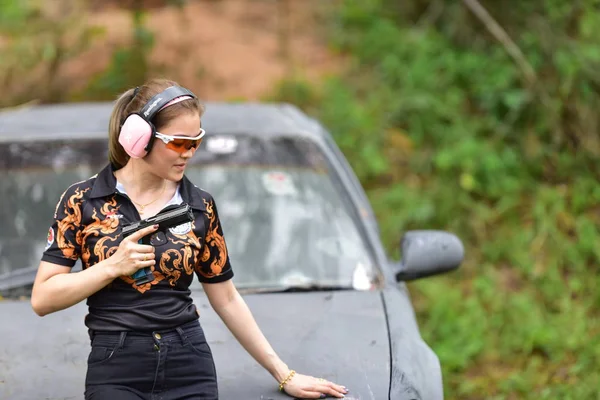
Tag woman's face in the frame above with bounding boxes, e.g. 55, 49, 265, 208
145, 111, 201, 182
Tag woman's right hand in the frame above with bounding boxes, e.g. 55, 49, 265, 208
105, 224, 159, 279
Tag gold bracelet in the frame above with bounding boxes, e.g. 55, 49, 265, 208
278, 370, 296, 392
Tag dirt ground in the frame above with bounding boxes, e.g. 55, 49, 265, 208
60, 0, 343, 101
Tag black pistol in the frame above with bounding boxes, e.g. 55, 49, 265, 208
122, 203, 195, 285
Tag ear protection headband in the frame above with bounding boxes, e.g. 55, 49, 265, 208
119, 85, 197, 158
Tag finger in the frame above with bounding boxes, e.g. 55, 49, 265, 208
131, 243, 155, 253
135, 256, 156, 267
297, 390, 327, 399
315, 385, 345, 398
134, 252, 155, 261
126, 224, 159, 242
142, 258, 156, 266
326, 382, 348, 395
315, 378, 347, 394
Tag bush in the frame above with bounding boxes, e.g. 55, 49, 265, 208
0, 0, 104, 106
272, 0, 600, 397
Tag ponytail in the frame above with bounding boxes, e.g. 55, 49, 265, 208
108, 88, 137, 169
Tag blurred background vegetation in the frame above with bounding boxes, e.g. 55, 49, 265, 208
2, 0, 599, 398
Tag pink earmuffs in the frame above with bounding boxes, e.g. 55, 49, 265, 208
119, 114, 154, 158
118, 86, 197, 158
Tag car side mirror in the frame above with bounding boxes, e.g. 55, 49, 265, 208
394, 230, 464, 282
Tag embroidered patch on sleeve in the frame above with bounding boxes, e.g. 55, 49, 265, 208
45, 227, 55, 250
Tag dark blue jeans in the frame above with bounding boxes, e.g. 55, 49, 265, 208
84, 320, 218, 400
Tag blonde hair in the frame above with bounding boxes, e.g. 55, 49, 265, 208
108, 78, 204, 169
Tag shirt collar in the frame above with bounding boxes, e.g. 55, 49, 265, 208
90, 163, 206, 212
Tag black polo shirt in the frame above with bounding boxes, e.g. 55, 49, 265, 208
41, 163, 234, 332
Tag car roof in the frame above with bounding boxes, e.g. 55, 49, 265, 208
0, 101, 325, 142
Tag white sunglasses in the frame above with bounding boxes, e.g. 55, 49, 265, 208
155, 129, 206, 153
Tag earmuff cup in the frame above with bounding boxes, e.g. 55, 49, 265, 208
119, 113, 156, 158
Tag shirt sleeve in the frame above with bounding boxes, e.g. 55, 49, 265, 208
41, 185, 84, 267
195, 196, 234, 283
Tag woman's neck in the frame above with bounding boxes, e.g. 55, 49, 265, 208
115, 160, 167, 194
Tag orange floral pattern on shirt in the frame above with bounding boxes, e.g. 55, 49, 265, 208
56, 187, 89, 260
81, 196, 121, 267
197, 198, 228, 279
50, 185, 229, 294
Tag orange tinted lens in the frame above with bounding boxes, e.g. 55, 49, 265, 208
166, 138, 203, 153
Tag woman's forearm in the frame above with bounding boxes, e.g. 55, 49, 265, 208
31, 260, 116, 316
211, 291, 290, 382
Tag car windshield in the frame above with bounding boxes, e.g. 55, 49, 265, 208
0, 135, 378, 292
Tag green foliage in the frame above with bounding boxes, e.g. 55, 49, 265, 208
0, 0, 104, 106
0, 1, 158, 105
265, 77, 320, 114
272, 0, 600, 397
76, 8, 154, 100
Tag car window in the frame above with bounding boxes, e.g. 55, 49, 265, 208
0, 140, 107, 281
0, 135, 378, 291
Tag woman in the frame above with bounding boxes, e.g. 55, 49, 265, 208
30, 78, 348, 400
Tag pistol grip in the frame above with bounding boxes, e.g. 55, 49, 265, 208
130, 235, 155, 285
132, 268, 155, 285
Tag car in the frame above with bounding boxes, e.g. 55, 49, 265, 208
0, 101, 464, 400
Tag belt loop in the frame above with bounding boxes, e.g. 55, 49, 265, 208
175, 326, 188, 345
117, 331, 127, 350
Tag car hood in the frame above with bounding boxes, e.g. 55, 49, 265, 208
0, 290, 390, 400
202, 290, 390, 399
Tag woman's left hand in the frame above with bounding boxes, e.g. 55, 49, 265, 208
282, 372, 348, 399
